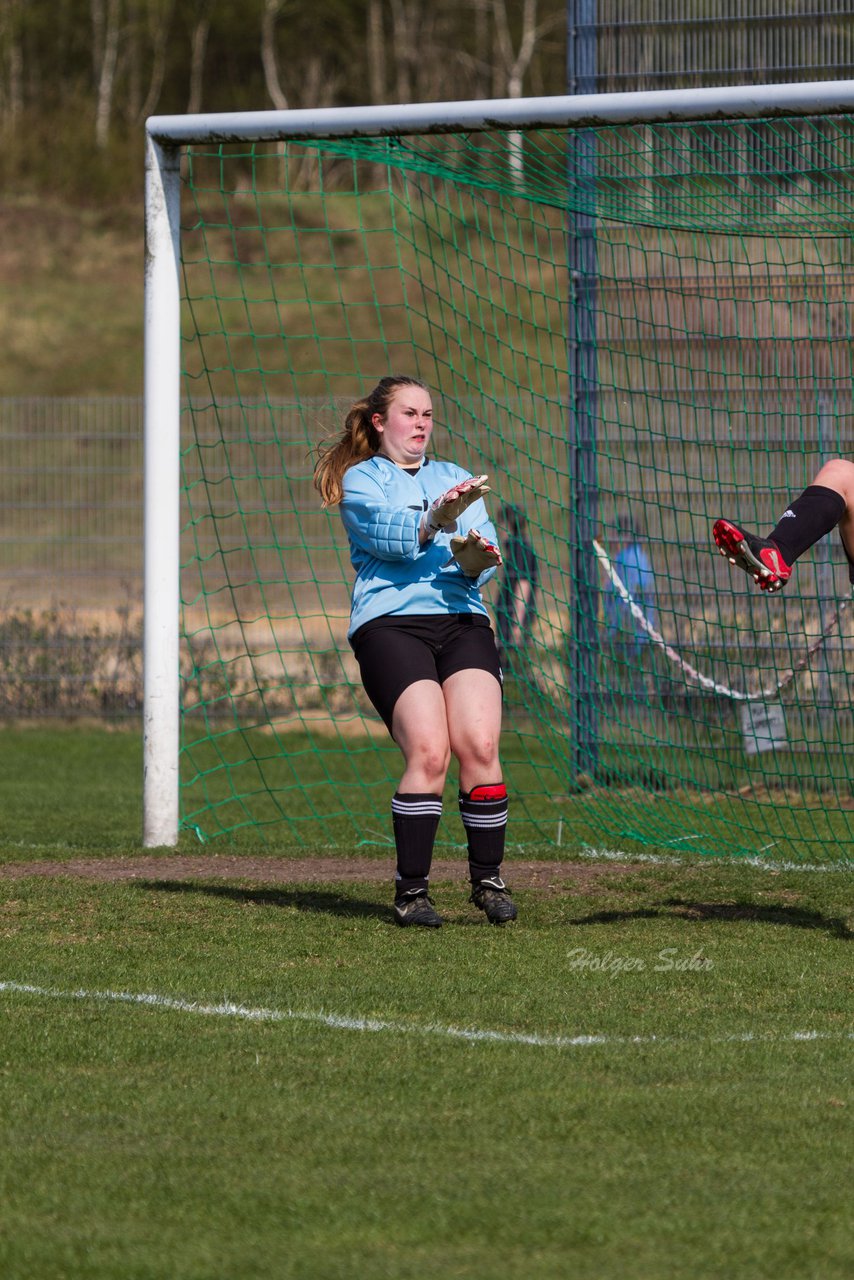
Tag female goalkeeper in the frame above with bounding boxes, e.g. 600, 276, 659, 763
314, 374, 516, 928
713, 458, 854, 592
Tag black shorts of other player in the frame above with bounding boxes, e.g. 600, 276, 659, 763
351, 613, 502, 734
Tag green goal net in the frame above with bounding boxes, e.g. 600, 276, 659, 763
176, 112, 854, 861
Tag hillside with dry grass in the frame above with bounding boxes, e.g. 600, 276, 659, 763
0, 197, 143, 396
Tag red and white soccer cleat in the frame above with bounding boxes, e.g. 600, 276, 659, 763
712, 518, 792, 593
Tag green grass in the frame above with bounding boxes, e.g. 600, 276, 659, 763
0, 725, 143, 853
181, 717, 854, 861
0, 874, 852, 1279
0, 724, 852, 1278
4, 720, 853, 863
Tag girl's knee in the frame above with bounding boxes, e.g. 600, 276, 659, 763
458, 734, 500, 775
817, 459, 854, 500
405, 740, 451, 782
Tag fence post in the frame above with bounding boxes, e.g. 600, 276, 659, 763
566, 0, 600, 778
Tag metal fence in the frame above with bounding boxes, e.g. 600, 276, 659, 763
0, 397, 143, 717
0, 396, 143, 607
588, 1, 854, 92
1, 395, 851, 720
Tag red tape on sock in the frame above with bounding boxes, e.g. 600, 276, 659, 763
467, 783, 507, 803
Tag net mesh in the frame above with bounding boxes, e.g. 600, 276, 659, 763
178, 115, 854, 860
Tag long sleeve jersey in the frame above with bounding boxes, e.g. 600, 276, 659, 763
340, 453, 500, 639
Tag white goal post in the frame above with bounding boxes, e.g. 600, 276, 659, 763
142, 78, 854, 847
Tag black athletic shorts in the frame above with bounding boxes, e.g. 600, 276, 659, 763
351, 613, 502, 733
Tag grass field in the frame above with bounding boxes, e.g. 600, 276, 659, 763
0, 725, 852, 1279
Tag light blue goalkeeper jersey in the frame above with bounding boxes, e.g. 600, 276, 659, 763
340, 454, 500, 639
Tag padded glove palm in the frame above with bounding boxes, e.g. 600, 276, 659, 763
422, 474, 490, 538
447, 527, 502, 576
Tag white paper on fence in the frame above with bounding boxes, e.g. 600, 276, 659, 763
738, 701, 788, 755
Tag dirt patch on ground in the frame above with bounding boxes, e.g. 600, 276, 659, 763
0, 855, 637, 893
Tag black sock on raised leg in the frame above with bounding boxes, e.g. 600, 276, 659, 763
768, 485, 846, 565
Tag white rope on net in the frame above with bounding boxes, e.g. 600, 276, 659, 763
592, 538, 852, 704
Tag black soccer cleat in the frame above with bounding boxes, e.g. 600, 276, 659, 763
470, 876, 518, 924
393, 891, 444, 928
712, 518, 792, 593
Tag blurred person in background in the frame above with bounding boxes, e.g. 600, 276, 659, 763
604, 514, 657, 655
494, 503, 539, 678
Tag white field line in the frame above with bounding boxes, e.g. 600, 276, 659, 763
1, 980, 851, 1052
576, 846, 853, 874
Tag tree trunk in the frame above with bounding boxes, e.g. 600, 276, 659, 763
389, 0, 415, 102
187, 12, 211, 114
261, 0, 289, 110
492, 0, 538, 97
136, 0, 176, 123
91, 0, 105, 84
472, 0, 490, 100
366, 0, 385, 105
94, 0, 122, 149
492, 0, 539, 179
3, 0, 24, 126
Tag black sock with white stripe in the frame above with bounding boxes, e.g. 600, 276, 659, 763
391, 792, 442, 899
459, 783, 508, 883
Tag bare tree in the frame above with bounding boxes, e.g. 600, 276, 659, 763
491, 0, 561, 177
261, 0, 289, 110
187, 0, 215, 115
0, 0, 24, 129
366, 0, 385, 105
389, 0, 418, 102
472, 0, 491, 100
492, 0, 539, 99
135, 0, 177, 123
92, 0, 123, 148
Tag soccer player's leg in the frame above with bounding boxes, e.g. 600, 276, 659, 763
388, 680, 450, 927
443, 663, 517, 924
714, 459, 854, 593
353, 625, 447, 927
814, 459, 854, 584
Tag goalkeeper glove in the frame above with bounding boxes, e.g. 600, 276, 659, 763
446, 528, 502, 577
421, 474, 490, 539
